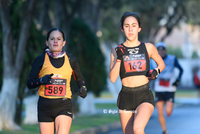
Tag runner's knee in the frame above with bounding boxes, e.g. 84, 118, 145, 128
133, 126, 144, 134
166, 110, 172, 117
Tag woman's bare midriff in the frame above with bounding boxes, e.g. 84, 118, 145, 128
121, 75, 149, 87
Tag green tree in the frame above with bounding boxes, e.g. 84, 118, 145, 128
68, 18, 107, 97
185, 0, 200, 25
98, 0, 192, 44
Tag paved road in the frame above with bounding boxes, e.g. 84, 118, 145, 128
100, 104, 200, 134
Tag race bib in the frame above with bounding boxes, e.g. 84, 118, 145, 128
123, 54, 146, 73
45, 79, 66, 97
159, 79, 170, 87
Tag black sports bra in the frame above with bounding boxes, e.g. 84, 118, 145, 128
118, 43, 150, 79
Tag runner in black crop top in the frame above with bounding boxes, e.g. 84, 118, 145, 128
118, 42, 150, 79
109, 12, 165, 134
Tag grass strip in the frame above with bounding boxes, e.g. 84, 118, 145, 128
0, 113, 120, 134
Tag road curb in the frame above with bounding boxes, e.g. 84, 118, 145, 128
69, 121, 121, 134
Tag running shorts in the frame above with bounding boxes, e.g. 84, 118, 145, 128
155, 92, 175, 103
117, 83, 154, 111
196, 85, 200, 90
38, 96, 73, 122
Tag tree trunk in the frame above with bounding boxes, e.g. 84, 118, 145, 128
59, 0, 81, 50
39, 0, 52, 31
0, 0, 37, 130
0, 78, 20, 130
53, 0, 63, 28
79, 0, 101, 34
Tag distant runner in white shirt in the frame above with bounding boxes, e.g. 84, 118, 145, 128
150, 42, 183, 134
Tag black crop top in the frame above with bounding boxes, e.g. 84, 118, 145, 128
118, 43, 150, 79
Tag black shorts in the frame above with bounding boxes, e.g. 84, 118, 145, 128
155, 92, 175, 103
117, 84, 154, 111
196, 85, 200, 90
38, 96, 73, 122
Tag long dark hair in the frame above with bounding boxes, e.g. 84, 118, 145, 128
120, 12, 141, 29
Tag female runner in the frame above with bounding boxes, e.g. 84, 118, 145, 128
109, 12, 165, 134
27, 28, 87, 134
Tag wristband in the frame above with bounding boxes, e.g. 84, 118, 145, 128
155, 68, 160, 74
82, 86, 87, 91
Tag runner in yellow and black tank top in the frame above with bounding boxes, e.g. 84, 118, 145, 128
27, 28, 87, 134
27, 52, 86, 99
38, 53, 72, 99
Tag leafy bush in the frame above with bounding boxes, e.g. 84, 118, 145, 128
68, 18, 107, 97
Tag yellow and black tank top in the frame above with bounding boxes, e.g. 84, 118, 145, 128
27, 52, 85, 99
38, 53, 72, 98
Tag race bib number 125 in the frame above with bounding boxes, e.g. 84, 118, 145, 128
123, 54, 146, 73
45, 79, 66, 97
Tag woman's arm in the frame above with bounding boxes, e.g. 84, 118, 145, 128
146, 43, 165, 72
68, 55, 85, 88
174, 57, 183, 80
109, 48, 121, 83
27, 54, 45, 89
68, 55, 87, 98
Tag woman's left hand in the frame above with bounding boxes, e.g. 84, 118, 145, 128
77, 86, 87, 98
147, 68, 160, 80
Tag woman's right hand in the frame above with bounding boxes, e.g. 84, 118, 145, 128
115, 46, 125, 61
40, 74, 54, 84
